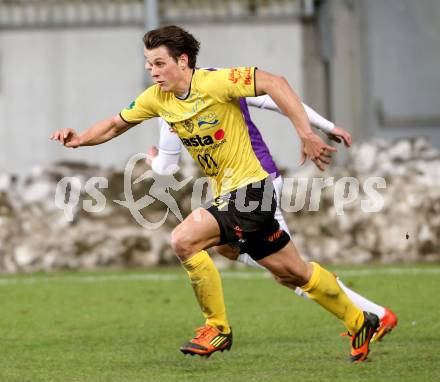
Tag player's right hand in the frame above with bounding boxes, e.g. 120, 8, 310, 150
299, 132, 336, 171
146, 146, 159, 167
50, 128, 81, 148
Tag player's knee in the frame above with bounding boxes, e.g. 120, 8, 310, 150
170, 229, 193, 260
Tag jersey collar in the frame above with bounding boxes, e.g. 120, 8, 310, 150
174, 69, 195, 100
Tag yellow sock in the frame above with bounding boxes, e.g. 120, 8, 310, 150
182, 250, 230, 334
301, 262, 364, 335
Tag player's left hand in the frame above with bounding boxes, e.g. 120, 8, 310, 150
326, 126, 352, 148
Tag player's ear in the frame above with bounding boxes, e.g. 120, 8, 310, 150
179, 54, 189, 69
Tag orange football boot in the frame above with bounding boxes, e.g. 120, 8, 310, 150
372, 308, 398, 342
349, 312, 379, 363
180, 325, 232, 357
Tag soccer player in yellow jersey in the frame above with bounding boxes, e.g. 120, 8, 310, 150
51, 25, 379, 363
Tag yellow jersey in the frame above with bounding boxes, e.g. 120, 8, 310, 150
120, 67, 268, 196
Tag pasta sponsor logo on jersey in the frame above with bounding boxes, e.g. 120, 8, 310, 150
180, 129, 225, 148
228, 67, 252, 85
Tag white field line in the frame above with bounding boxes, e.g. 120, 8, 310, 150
0, 267, 439, 286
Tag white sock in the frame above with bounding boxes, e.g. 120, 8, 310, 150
336, 278, 385, 319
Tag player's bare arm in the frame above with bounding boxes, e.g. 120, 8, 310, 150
246, 95, 352, 148
50, 114, 136, 148
254, 69, 336, 171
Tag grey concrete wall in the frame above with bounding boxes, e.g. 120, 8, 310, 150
0, 27, 156, 175
325, 0, 440, 147
0, 22, 304, 175
360, 0, 440, 144
329, 0, 364, 143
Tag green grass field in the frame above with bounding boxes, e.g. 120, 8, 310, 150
0, 265, 439, 382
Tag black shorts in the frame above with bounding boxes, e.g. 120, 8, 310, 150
204, 176, 290, 261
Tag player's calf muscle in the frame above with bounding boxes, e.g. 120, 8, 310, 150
259, 244, 312, 287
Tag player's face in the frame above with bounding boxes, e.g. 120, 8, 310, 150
144, 46, 183, 92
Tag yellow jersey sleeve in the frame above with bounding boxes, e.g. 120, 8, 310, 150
205, 67, 257, 102
120, 85, 160, 124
